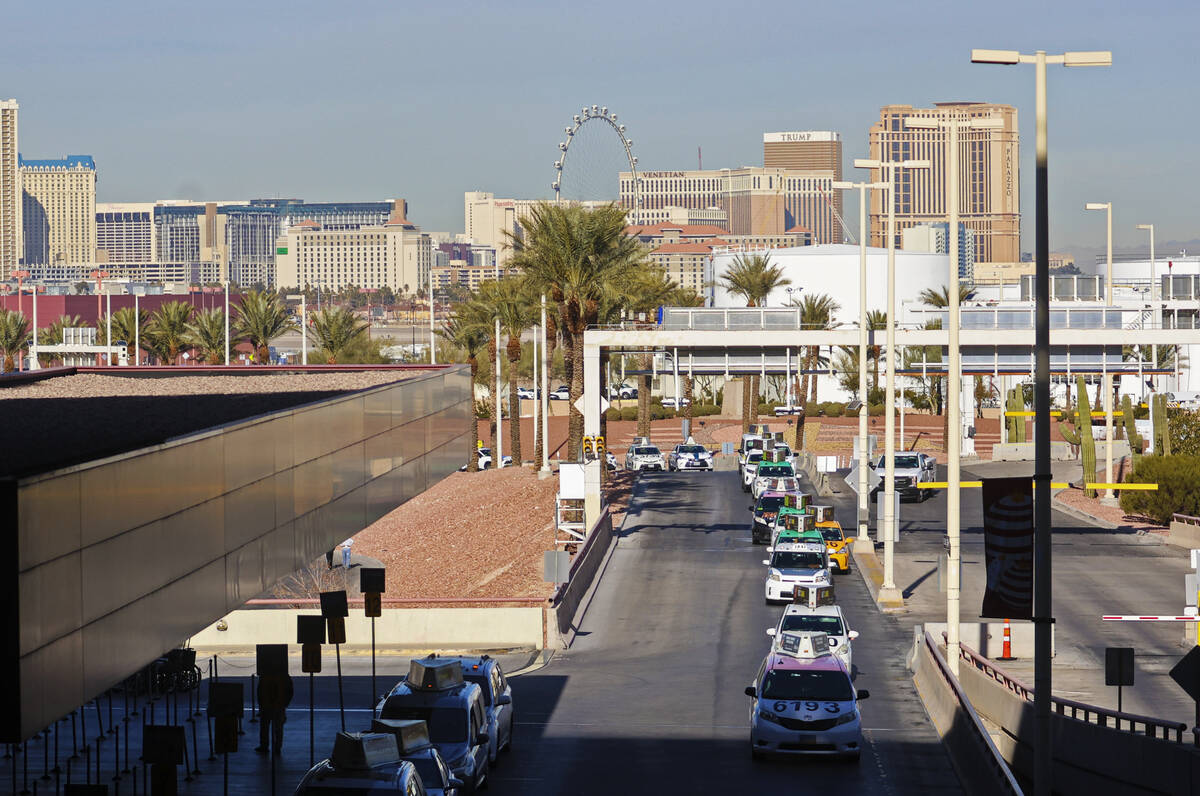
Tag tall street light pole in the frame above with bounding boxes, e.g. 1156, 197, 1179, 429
224, 280, 231, 366
541, 294, 551, 473
972, 47, 1111, 796
1086, 201, 1115, 502
904, 112, 1002, 676
1086, 202, 1114, 305
832, 179, 887, 552
853, 156, 930, 601
1136, 223, 1157, 388
287, 294, 307, 365
429, 264, 437, 365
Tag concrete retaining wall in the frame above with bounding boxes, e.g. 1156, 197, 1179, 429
548, 508, 615, 648
991, 442, 1075, 461
189, 607, 545, 652
959, 657, 1200, 794
1168, 520, 1200, 549
922, 621, 1052, 660
911, 634, 1021, 796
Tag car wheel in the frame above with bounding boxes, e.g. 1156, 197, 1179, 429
751, 748, 765, 761
843, 751, 861, 764
477, 758, 490, 791
503, 715, 514, 753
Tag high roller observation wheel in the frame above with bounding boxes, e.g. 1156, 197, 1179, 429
552, 104, 641, 218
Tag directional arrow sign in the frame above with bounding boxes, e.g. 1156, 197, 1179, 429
844, 458, 881, 496
573, 393, 611, 415
1168, 646, 1200, 703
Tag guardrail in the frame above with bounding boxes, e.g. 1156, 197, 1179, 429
958, 639, 1188, 742
1173, 512, 1200, 527
915, 632, 1023, 795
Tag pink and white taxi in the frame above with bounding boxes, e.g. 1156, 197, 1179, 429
744, 631, 869, 762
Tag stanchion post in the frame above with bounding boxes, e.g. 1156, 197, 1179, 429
297, 615, 326, 769
360, 568, 386, 713
320, 590, 349, 732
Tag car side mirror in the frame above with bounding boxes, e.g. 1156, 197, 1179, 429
761, 559, 770, 566
476, 732, 490, 744
449, 778, 465, 788
496, 694, 512, 706
848, 630, 860, 640
765, 628, 776, 637
856, 690, 870, 701
748, 505, 755, 512
744, 685, 756, 698
766, 546, 774, 554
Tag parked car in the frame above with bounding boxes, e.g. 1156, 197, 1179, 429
548, 386, 571, 401
608, 383, 638, 399
871, 453, 935, 500
660, 397, 691, 408
458, 448, 512, 472
516, 387, 539, 400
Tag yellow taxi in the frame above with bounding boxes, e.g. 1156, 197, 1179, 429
816, 520, 850, 573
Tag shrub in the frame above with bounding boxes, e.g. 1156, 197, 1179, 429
694, 403, 720, 416
757, 402, 773, 417
1119, 454, 1200, 525
1169, 410, 1200, 456
474, 399, 491, 419
868, 403, 885, 417
620, 406, 638, 421
823, 403, 845, 418
605, 407, 622, 421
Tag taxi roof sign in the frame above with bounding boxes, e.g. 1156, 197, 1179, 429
775, 630, 832, 659
793, 584, 836, 608
370, 718, 432, 753
408, 656, 464, 691
330, 731, 401, 770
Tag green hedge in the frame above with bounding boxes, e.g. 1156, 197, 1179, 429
620, 406, 638, 421
1119, 454, 1200, 525
868, 403, 885, 417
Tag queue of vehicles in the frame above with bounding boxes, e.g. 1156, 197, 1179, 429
295, 654, 515, 795
745, 488, 868, 762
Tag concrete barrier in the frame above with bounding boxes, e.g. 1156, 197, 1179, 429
922, 621, 1052, 660
991, 442, 1075, 461
548, 508, 615, 648
958, 647, 1200, 794
189, 606, 545, 652
1168, 519, 1200, 549
911, 632, 1022, 796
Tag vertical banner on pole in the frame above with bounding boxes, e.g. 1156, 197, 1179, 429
981, 476, 1035, 619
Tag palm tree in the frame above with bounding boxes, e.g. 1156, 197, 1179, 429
471, 277, 539, 462
790, 293, 841, 448
37, 314, 89, 367
865, 309, 888, 398
718, 253, 791, 431
0, 310, 31, 372
144, 301, 194, 364
438, 312, 489, 471
236, 290, 295, 363
308, 306, 370, 364
102, 308, 149, 364
666, 287, 705, 420
186, 309, 229, 364
918, 286, 973, 451
619, 269, 679, 437
511, 202, 646, 460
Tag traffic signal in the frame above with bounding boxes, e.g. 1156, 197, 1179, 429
595, 436, 606, 455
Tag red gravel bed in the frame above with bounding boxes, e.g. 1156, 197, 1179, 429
350, 467, 559, 603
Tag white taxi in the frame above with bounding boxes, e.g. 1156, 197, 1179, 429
763, 542, 830, 604
746, 631, 869, 761
767, 604, 859, 673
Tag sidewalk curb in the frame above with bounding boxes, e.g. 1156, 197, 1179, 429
851, 545, 906, 613
1051, 493, 1119, 530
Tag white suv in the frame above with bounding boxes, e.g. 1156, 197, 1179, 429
767, 604, 859, 673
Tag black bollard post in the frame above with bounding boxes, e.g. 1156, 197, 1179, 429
21, 742, 30, 795
124, 678, 130, 724
131, 675, 139, 719
308, 673, 315, 768
11, 745, 17, 794
336, 643, 345, 732
112, 724, 119, 782
52, 718, 60, 775
190, 716, 200, 776
250, 674, 258, 724
93, 699, 104, 745
123, 709, 130, 774
69, 712, 78, 761
206, 714, 215, 762
182, 723, 192, 784
222, 751, 228, 796
41, 724, 49, 781
108, 691, 115, 735
83, 744, 89, 786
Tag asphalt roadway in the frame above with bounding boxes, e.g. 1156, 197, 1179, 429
488, 470, 961, 795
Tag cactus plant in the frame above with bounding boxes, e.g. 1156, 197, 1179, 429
1058, 376, 1096, 496
1121, 394, 1143, 466
1151, 393, 1171, 456
1006, 387, 1027, 443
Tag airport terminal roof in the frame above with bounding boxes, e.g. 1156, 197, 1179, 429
0, 368, 431, 479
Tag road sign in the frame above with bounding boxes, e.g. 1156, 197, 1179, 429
544, 550, 571, 583
574, 393, 610, 415
853, 435, 878, 460
1105, 647, 1135, 686
844, 458, 881, 496
1168, 647, 1200, 702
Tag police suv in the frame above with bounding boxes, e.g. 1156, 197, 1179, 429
763, 542, 831, 603
745, 631, 869, 761
379, 657, 491, 792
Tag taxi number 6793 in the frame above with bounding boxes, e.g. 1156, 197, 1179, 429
773, 701, 840, 713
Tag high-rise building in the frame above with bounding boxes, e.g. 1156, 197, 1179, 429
97, 202, 156, 264
275, 200, 431, 293
763, 131, 842, 173
867, 102, 1019, 265
901, 222, 976, 283
0, 99, 18, 278
20, 154, 97, 268
619, 167, 841, 243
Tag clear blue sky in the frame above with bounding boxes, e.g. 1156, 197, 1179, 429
4, 0, 1196, 257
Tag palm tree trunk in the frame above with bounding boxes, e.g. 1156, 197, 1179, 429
741, 377, 752, 433
637, 354, 652, 437
750, 375, 761, 426
568, 328, 585, 461
507, 336, 521, 464
488, 338, 499, 451
683, 375, 693, 420
468, 357, 480, 472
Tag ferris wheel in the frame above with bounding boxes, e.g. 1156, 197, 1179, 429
552, 104, 641, 220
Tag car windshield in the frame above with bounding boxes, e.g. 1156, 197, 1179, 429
747, 452, 763, 463
781, 614, 844, 636
464, 674, 491, 705
881, 455, 921, 469
633, 447, 660, 455
761, 669, 853, 701
381, 706, 465, 743
771, 551, 825, 569
758, 465, 793, 477
819, 527, 844, 542
409, 757, 446, 788
677, 445, 706, 455
756, 496, 785, 514
478, 449, 491, 457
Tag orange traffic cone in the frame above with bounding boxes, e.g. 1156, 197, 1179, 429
998, 618, 1015, 661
